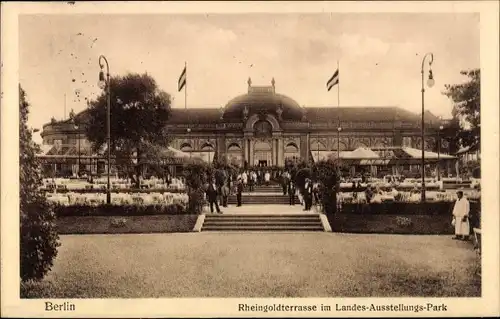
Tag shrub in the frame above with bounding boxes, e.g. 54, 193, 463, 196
311, 159, 340, 215
186, 189, 206, 214
20, 86, 60, 282
338, 201, 481, 216
53, 203, 187, 217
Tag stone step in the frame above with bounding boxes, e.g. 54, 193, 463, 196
201, 213, 325, 232
204, 214, 319, 219
201, 225, 324, 231
203, 221, 323, 226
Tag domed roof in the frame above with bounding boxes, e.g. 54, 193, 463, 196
222, 79, 304, 121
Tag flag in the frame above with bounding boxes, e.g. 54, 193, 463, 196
327, 69, 339, 91
178, 65, 186, 92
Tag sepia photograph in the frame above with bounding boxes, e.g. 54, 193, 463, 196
2, 1, 499, 317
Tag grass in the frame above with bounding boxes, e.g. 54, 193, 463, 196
21, 232, 480, 298
56, 215, 198, 234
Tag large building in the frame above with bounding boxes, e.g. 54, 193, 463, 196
40, 78, 454, 177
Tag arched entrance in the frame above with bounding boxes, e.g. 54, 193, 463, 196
253, 120, 273, 167
253, 140, 272, 167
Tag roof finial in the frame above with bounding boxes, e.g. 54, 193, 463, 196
247, 77, 252, 87
271, 77, 275, 87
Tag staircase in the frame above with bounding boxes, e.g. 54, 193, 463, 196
201, 214, 325, 232
227, 194, 300, 205
197, 183, 328, 232
228, 184, 299, 204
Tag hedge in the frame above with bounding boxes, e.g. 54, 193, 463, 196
330, 214, 456, 235
339, 201, 480, 216
53, 203, 187, 217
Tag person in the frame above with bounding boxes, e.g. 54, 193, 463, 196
221, 182, 230, 207
288, 180, 296, 205
264, 171, 271, 185
282, 171, 290, 195
206, 178, 222, 214
248, 170, 255, 192
251, 171, 257, 190
313, 181, 320, 206
242, 171, 248, 189
236, 178, 244, 207
304, 178, 313, 211
452, 190, 470, 240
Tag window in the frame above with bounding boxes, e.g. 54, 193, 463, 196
253, 120, 272, 137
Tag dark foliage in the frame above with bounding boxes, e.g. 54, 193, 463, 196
20, 86, 60, 282
311, 159, 340, 215
53, 203, 186, 217
339, 201, 480, 216
85, 73, 172, 176
442, 69, 480, 150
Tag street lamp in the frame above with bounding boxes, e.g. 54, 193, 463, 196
74, 123, 81, 176
437, 124, 443, 181
98, 55, 111, 204
337, 126, 342, 163
420, 52, 434, 202
187, 128, 192, 159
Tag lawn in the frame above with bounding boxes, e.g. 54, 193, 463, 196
21, 233, 480, 298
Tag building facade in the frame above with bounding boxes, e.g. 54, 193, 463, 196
40, 78, 450, 176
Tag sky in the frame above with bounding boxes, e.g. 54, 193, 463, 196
19, 13, 479, 141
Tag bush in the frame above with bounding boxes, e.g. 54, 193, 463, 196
187, 189, 206, 214
311, 159, 340, 215
53, 203, 187, 217
20, 86, 60, 282
339, 201, 481, 216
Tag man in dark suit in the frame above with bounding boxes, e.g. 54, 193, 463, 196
206, 178, 222, 214
236, 178, 244, 207
304, 178, 313, 211
288, 180, 296, 205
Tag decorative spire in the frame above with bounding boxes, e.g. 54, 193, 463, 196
247, 77, 252, 87
271, 77, 275, 87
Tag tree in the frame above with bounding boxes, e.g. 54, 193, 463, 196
85, 73, 172, 177
311, 159, 340, 215
19, 85, 60, 281
442, 69, 480, 149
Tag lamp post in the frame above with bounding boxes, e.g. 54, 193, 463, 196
74, 123, 81, 176
420, 52, 435, 202
187, 128, 192, 159
98, 55, 111, 204
337, 126, 342, 163
437, 124, 443, 181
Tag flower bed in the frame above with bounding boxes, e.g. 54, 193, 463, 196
338, 201, 480, 215
330, 214, 455, 235
53, 203, 188, 217
56, 214, 198, 234
46, 192, 188, 206
42, 187, 187, 194
328, 200, 481, 235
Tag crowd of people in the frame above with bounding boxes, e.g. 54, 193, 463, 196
203, 168, 325, 214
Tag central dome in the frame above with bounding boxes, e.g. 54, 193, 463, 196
222, 78, 304, 121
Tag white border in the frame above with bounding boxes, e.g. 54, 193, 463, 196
1, 1, 499, 317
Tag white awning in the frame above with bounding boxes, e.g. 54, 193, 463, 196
402, 147, 455, 159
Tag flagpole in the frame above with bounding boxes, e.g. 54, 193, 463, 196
184, 61, 187, 110
337, 60, 341, 163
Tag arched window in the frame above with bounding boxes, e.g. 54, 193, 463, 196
180, 143, 192, 152
284, 142, 300, 161
200, 143, 215, 151
310, 140, 327, 151
226, 143, 243, 167
253, 120, 273, 137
